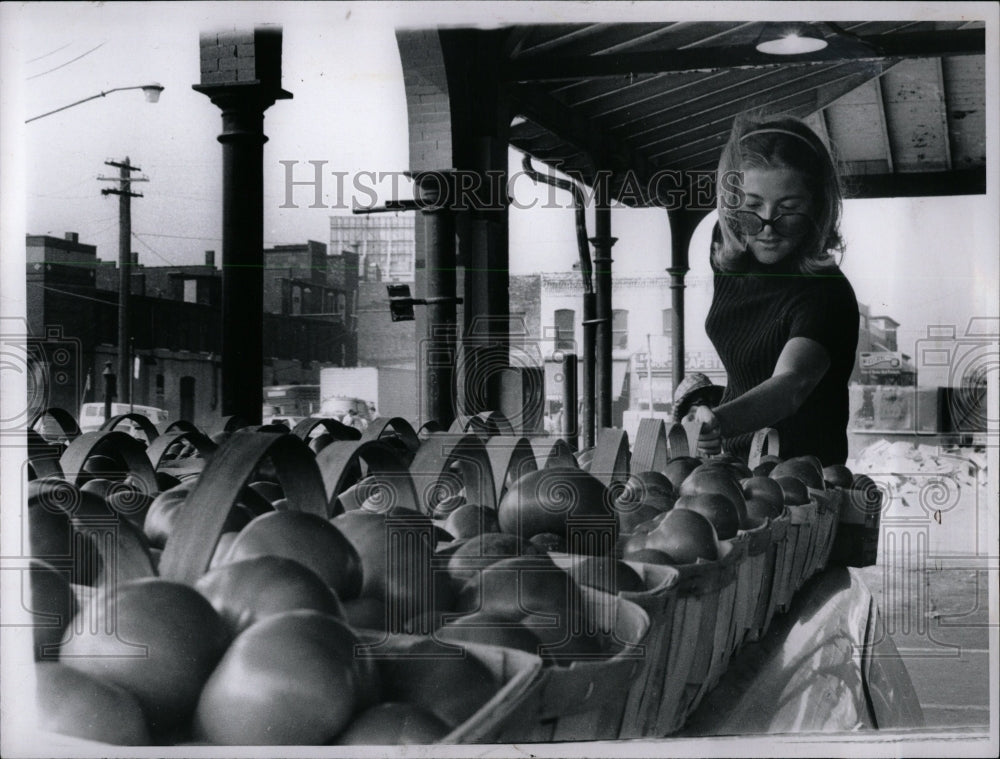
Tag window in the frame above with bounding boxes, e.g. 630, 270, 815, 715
180, 376, 196, 422
182, 279, 197, 303
612, 309, 629, 350
662, 308, 674, 336
554, 309, 575, 351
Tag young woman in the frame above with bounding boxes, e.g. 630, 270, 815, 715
690, 115, 860, 466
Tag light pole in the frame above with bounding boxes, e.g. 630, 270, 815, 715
27, 83, 164, 408
25, 83, 164, 123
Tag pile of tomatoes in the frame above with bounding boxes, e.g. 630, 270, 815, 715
26, 414, 876, 746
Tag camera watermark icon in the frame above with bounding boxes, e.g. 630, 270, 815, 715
1, 320, 85, 444
418, 314, 549, 436
913, 318, 998, 446
855, 459, 996, 660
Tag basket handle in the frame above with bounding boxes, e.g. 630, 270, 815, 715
631, 418, 669, 474
747, 428, 780, 470
59, 430, 158, 495
485, 437, 538, 503
314, 439, 420, 514
158, 430, 328, 585
590, 427, 630, 489
144, 430, 217, 472
291, 417, 362, 442
409, 433, 496, 514
665, 421, 691, 459
100, 413, 160, 442
29, 407, 81, 442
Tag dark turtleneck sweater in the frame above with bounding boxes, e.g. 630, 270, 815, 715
705, 254, 859, 466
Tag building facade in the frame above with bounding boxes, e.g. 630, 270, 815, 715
26, 233, 358, 429
329, 214, 415, 282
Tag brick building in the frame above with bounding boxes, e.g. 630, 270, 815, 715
26, 233, 358, 428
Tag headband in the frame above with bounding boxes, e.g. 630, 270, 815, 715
740, 127, 821, 155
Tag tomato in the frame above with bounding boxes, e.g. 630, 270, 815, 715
225, 511, 363, 601
35, 661, 150, 745
678, 466, 751, 528
195, 555, 345, 636
773, 476, 810, 506
674, 493, 740, 540
443, 503, 501, 540
568, 555, 645, 594
192, 611, 365, 744
529, 532, 568, 552
27, 559, 77, 661
644, 508, 720, 564
741, 476, 787, 521
497, 467, 615, 551
334, 702, 451, 745
331, 509, 453, 630
622, 546, 676, 564
60, 578, 230, 733
143, 482, 252, 549
28, 483, 102, 586
375, 637, 499, 729
437, 612, 544, 657
431, 493, 467, 519
453, 554, 582, 633
661, 456, 702, 491
822, 464, 854, 489
615, 472, 675, 533
770, 457, 825, 490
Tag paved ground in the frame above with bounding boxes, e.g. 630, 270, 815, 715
857, 561, 993, 729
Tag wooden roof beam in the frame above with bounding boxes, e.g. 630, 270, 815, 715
503, 28, 985, 82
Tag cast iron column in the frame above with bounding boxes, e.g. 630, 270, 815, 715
591, 184, 616, 431
194, 28, 291, 424
415, 171, 457, 428
666, 208, 708, 393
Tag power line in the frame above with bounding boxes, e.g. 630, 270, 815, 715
25, 42, 73, 64
131, 231, 177, 267
134, 231, 220, 242
27, 281, 117, 308
27, 41, 106, 80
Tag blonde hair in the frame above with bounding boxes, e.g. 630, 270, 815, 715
714, 114, 844, 273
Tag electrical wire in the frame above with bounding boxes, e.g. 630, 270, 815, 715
27, 42, 106, 80
131, 232, 177, 267
27, 281, 117, 307
25, 42, 73, 64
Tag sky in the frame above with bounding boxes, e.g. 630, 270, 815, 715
2, 0, 998, 359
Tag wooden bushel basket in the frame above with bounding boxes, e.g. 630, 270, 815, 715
479, 587, 650, 743
616, 563, 683, 738
624, 539, 741, 737
697, 535, 748, 701
775, 501, 816, 612
730, 517, 776, 653
806, 487, 843, 577
353, 635, 543, 745
744, 509, 790, 642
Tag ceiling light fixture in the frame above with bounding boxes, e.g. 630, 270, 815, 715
755, 23, 829, 55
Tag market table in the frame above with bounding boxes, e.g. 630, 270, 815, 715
679, 566, 924, 736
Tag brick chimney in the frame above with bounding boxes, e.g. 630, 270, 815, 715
205, 250, 216, 267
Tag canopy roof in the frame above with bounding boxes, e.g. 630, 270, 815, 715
502, 20, 986, 204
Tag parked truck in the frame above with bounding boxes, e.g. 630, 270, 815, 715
319, 366, 417, 422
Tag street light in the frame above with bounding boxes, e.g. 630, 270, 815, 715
25, 83, 164, 123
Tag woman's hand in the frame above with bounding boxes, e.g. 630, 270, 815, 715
686, 404, 722, 456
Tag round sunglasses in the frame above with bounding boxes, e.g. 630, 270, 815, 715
726, 210, 814, 238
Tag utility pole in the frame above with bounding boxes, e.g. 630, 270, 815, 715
99, 157, 148, 404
